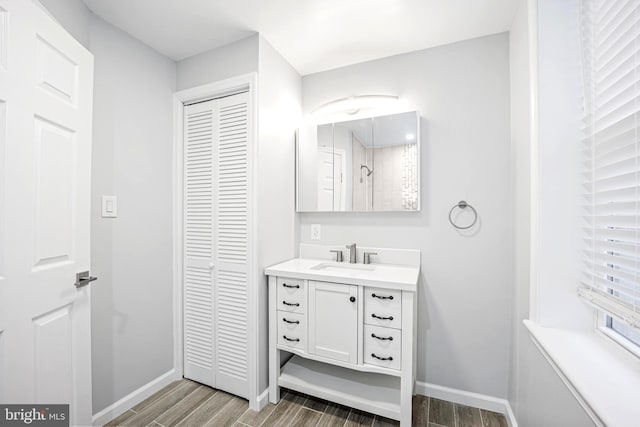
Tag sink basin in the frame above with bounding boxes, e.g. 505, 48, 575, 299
310, 262, 376, 272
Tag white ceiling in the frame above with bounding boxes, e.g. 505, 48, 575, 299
81, 0, 518, 76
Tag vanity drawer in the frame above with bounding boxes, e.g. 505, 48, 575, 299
364, 287, 402, 329
277, 277, 306, 313
364, 325, 401, 370
277, 311, 306, 351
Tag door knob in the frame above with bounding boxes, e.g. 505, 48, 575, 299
75, 271, 98, 288
350, 296, 356, 302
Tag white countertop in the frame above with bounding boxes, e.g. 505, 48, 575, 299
264, 258, 419, 292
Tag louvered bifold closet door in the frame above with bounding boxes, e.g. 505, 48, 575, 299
214, 92, 250, 398
183, 100, 217, 387
183, 92, 251, 399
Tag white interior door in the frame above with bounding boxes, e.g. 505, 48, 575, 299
0, 0, 94, 424
183, 91, 251, 399
316, 147, 334, 210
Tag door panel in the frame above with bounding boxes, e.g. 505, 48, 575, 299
0, 11, 8, 403
308, 281, 358, 363
215, 269, 248, 388
33, 305, 73, 403
0, 101, 5, 280
33, 118, 76, 268
216, 97, 248, 264
35, 36, 78, 106
214, 93, 250, 397
183, 265, 214, 382
0, 0, 94, 424
0, 330, 4, 401
333, 151, 344, 210
0, 6, 7, 72
317, 148, 333, 210
183, 100, 216, 386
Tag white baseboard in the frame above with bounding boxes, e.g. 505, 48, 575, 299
504, 402, 518, 427
92, 369, 181, 426
252, 388, 269, 412
415, 381, 518, 427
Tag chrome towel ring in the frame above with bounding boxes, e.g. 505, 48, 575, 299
449, 200, 478, 230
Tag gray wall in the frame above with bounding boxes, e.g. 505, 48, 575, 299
507, 1, 595, 425
89, 15, 176, 413
36, 0, 91, 48
35, 0, 178, 414
300, 33, 512, 398
176, 35, 259, 91
256, 36, 301, 394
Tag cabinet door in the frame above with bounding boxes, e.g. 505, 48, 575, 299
308, 281, 358, 363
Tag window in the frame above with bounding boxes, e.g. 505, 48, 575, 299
579, 0, 640, 349
607, 314, 640, 345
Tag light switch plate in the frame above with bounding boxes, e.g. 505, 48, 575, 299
310, 224, 321, 241
102, 195, 117, 218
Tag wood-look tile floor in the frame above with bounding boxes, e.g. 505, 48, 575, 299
104, 379, 508, 427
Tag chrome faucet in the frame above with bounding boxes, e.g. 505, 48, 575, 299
345, 243, 357, 263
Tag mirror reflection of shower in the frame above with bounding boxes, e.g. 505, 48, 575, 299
359, 164, 373, 183
297, 111, 419, 212
351, 126, 374, 211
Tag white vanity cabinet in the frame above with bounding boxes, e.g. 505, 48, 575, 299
266, 256, 418, 427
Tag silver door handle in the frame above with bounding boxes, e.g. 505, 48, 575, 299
75, 271, 98, 288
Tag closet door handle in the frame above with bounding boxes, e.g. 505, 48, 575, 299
282, 301, 300, 307
371, 353, 393, 361
282, 318, 300, 324
371, 333, 393, 341
283, 335, 300, 342
371, 313, 394, 321
371, 293, 393, 300
282, 283, 300, 289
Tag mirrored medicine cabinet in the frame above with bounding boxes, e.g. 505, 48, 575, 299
296, 111, 420, 212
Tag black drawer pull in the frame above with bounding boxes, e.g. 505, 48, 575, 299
283, 335, 300, 342
371, 353, 393, 361
282, 283, 300, 289
371, 313, 394, 321
282, 318, 300, 324
282, 301, 300, 307
372, 293, 394, 300
371, 333, 393, 341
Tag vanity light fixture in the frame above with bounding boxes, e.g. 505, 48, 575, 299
311, 94, 399, 116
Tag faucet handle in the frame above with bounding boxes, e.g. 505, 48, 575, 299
363, 252, 378, 265
329, 250, 343, 262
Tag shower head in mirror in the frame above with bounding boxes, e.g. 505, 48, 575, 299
360, 164, 373, 183
360, 164, 373, 176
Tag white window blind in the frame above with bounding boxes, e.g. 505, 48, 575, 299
579, 0, 640, 329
